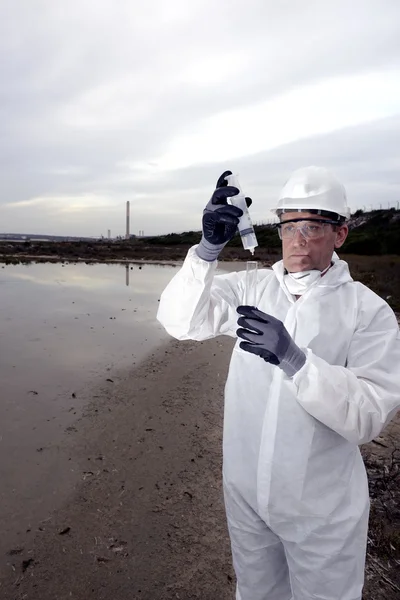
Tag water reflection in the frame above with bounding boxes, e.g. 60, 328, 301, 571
2, 261, 180, 292
0, 259, 246, 388
0, 262, 180, 382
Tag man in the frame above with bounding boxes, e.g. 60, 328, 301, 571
157, 166, 400, 600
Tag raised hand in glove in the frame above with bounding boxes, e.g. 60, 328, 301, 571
196, 170, 252, 262
236, 306, 306, 378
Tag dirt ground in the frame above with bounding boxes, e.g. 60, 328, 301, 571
0, 334, 399, 600
0, 337, 237, 600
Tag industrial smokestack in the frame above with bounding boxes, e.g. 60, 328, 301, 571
126, 201, 130, 239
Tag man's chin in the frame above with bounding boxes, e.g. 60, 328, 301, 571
285, 256, 313, 272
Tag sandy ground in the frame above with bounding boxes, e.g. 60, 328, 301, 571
0, 331, 399, 600
0, 336, 237, 600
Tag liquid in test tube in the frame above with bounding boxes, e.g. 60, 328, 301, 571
245, 261, 258, 307
226, 174, 258, 255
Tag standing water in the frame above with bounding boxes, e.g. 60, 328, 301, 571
0, 259, 242, 559
0, 261, 177, 557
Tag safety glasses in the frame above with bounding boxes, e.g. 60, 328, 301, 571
276, 218, 339, 240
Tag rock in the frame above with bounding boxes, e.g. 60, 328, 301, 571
22, 558, 34, 572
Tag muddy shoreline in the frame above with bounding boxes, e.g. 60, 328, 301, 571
0, 337, 237, 600
0, 240, 277, 266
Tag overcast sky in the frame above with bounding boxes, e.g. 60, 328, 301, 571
1, 0, 400, 238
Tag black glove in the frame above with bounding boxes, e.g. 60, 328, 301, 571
237, 306, 306, 377
196, 171, 252, 262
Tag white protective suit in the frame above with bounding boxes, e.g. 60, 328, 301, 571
157, 246, 400, 600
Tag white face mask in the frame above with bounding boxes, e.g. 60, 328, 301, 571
283, 265, 331, 296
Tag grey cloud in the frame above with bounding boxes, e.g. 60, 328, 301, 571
1, 0, 400, 236
3, 115, 400, 237
131, 115, 400, 232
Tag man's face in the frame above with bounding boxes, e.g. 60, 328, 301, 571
280, 211, 349, 272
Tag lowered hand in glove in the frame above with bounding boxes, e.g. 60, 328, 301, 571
236, 306, 306, 378
196, 170, 252, 262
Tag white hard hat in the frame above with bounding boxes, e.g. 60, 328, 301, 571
272, 166, 350, 220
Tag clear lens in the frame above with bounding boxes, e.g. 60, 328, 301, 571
278, 220, 332, 240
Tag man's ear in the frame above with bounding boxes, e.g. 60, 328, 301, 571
334, 225, 349, 249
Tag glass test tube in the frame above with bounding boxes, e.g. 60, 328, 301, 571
245, 260, 258, 307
